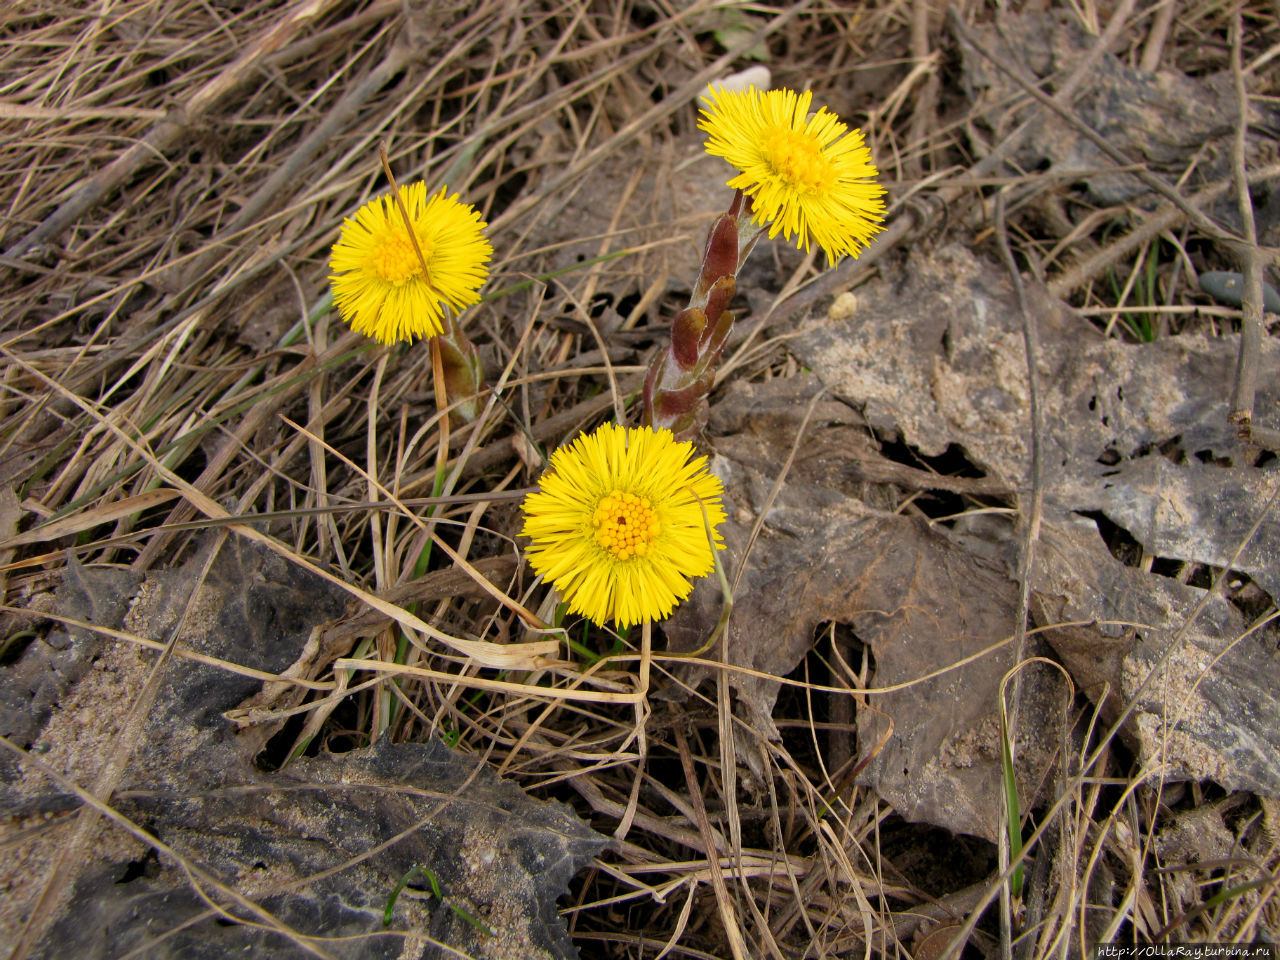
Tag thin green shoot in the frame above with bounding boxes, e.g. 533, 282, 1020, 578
287, 736, 313, 766
1102, 228, 1161, 342
550, 601, 608, 665
382, 864, 494, 937
561, 625, 625, 669
441, 724, 463, 748
1142, 241, 1160, 337
998, 682, 1024, 899
995, 657, 1073, 901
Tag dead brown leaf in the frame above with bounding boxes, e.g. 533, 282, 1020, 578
663, 379, 1062, 840
790, 244, 1280, 600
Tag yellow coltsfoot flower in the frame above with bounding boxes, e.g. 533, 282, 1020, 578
329, 181, 492, 344
521, 424, 726, 629
699, 86, 886, 262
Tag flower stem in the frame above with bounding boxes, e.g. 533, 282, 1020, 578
641, 190, 764, 439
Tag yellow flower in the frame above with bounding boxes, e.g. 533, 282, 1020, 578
699, 86, 886, 261
329, 181, 492, 345
521, 424, 726, 629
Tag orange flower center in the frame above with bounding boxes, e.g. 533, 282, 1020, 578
593, 490, 661, 561
371, 228, 432, 285
763, 127, 834, 191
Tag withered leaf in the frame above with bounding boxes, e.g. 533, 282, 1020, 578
4, 536, 608, 959
790, 244, 1280, 600
664, 382, 1057, 840
1034, 514, 1280, 795
784, 243, 1280, 797
958, 9, 1263, 206
38, 738, 610, 960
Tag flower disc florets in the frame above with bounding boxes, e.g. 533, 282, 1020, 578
699, 86, 886, 262
329, 181, 492, 344
520, 424, 726, 629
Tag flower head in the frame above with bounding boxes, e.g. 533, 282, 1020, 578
329, 181, 492, 345
699, 86, 886, 262
521, 424, 726, 629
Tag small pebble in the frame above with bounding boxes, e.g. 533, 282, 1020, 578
827, 291, 858, 322
1199, 271, 1280, 313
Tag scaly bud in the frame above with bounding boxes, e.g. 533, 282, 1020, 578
671, 308, 707, 369
700, 277, 735, 344
693, 214, 739, 305
437, 309, 484, 424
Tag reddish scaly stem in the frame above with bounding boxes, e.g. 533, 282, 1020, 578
641, 190, 763, 439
